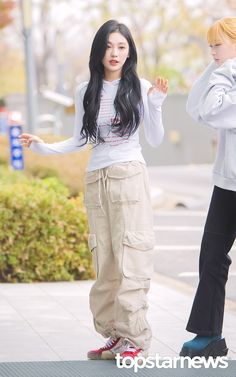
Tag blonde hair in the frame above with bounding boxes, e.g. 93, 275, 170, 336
207, 17, 236, 45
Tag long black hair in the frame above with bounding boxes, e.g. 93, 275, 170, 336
80, 20, 143, 144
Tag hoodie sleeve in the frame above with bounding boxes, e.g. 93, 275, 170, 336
186, 61, 217, 123
198, 58, 236, 129
140, 78, 166, 148
30, 82, 88, 155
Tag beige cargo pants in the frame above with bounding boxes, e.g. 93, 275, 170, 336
84, 161, 155, 351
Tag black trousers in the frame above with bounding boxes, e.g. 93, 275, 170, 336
186, 186, 236, 336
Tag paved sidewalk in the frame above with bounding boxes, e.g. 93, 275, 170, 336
0, 274, 235, 363
148, 164, 213, 210
0, 164, 235, 376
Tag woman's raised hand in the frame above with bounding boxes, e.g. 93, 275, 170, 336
19, 133, 44, 148
148, 77, 168, 95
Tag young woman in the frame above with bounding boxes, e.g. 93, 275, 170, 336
180, 17, 236, 358
20, 20, 168, 360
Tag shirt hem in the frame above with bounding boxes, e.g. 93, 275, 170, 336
87, 157, 146, 172
213, 173, 236, 192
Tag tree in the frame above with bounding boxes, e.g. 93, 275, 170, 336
0, 0, 15, 29
1, 0, 236, 95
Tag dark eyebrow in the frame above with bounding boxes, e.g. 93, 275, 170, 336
107, 41, 127, 46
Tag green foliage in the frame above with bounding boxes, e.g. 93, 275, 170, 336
0, 136, 90, 196
149, 65, 188, 93
0, 167, 94, 282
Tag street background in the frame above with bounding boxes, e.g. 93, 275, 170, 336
1, 0, 236, 374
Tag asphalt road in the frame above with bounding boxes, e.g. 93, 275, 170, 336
148, 165, 236, 303
153, 209, 236, 302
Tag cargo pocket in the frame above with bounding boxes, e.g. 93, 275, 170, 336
108, 162, 143, 203
84, 171, 101, 208
88, 233, 99, 277
122, 231, 155, 279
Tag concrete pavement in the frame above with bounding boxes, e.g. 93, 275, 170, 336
148, 164, 213, 210
0, 274, 235, 363
0, 164, 235, 376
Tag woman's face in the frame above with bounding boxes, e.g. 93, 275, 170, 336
210, 39, 236, 65
102, 32, 130, 80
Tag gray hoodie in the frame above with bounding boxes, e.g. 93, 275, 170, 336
186, 58, 236, 192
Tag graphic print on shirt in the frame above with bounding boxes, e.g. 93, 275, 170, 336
98, 93, 129, 147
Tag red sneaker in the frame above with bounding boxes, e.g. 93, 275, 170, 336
120, 340, 146, 364
87, 337, 124, 360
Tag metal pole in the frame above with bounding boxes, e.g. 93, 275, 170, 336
56, 30, 66, 95
21, 0, 38, 133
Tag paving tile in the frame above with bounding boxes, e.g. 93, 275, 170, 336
0, 280, 235, 362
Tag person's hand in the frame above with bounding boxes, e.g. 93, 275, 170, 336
148, 77, 168, 95
19, 133, 44, 148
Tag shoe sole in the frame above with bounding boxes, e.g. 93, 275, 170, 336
87, 350, 116, 360
121, 352, 148, 365
179, 338, 228, 358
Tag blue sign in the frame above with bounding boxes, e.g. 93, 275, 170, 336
9, 125, 24, 170
0, 111, 8, 134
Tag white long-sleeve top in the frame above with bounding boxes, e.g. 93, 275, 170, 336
186, 58, 236, 191
30, 78, 166, 172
